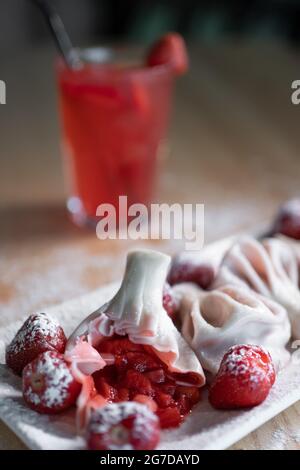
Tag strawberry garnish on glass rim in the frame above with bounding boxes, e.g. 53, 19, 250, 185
147, 32, 189, 76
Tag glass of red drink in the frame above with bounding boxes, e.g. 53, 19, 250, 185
56, 47, 175, 227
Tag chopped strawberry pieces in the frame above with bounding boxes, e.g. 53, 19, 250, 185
145, 369, 165, 384
155, 391, 175, 408
93, 376, 117, 402
147, 33, 189, 76
209, 344, 276, 409
124, 370, 153, 397
175, 385, 201, 405
6, 313, 67, 376
86, 402, 160, 450
125, 351, 160, 373
160, 383, 176, 396
99, 337, 143, 355
177, 396, 190, 415
117, 388, 130, 402
93, 334, 201, 428
156, 407, 183, 429
133, 394, 158, 412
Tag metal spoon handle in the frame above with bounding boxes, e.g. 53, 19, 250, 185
30, 0, 82, 69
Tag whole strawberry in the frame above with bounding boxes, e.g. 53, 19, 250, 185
147, 33, 188, 76
162, 282, 179, 318
86, 402, 160, 450
168, 258, 214, 289
273, 199, 300, 240
209, 344, 275, 409
22, 351, 81, 414
6, 313, 67, 375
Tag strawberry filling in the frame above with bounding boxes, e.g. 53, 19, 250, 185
93, 335, 201, 429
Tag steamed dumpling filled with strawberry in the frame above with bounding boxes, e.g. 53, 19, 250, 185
65, 249, 205, 430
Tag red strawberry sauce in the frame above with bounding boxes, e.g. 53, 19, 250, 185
93, 335, 201, 429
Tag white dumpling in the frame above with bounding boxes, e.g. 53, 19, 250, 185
67, 249, 205, 385
66, 249, 206, 428
174, 283, 291, 375
214, 236, 300, 338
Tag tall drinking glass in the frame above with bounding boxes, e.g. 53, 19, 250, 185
56, 48, 174, 227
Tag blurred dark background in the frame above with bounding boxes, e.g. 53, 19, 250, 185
1, 0, 300, 214
1, 0, 300, 56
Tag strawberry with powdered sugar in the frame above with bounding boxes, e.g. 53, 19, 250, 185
209, 344, 275, 409
273, 199, 300, 240
167, 237, 236, 289
22, 351, 81, 414
168, 258, 214, 289
6, 313, 67, 375
87, 402, 160, 450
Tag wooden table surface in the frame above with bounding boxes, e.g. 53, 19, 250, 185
1, 40, 300, 450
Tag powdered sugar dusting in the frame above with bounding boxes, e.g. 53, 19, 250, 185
1, 275, 300, 449
23, 351, 73, 408
88, 402, 158, 450
278, 199, 300, 217
7, 313, 62, 357
0, 245, 123, 328
218, 344, 275, 388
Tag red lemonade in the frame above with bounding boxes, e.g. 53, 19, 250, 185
56, 50, 174, 226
